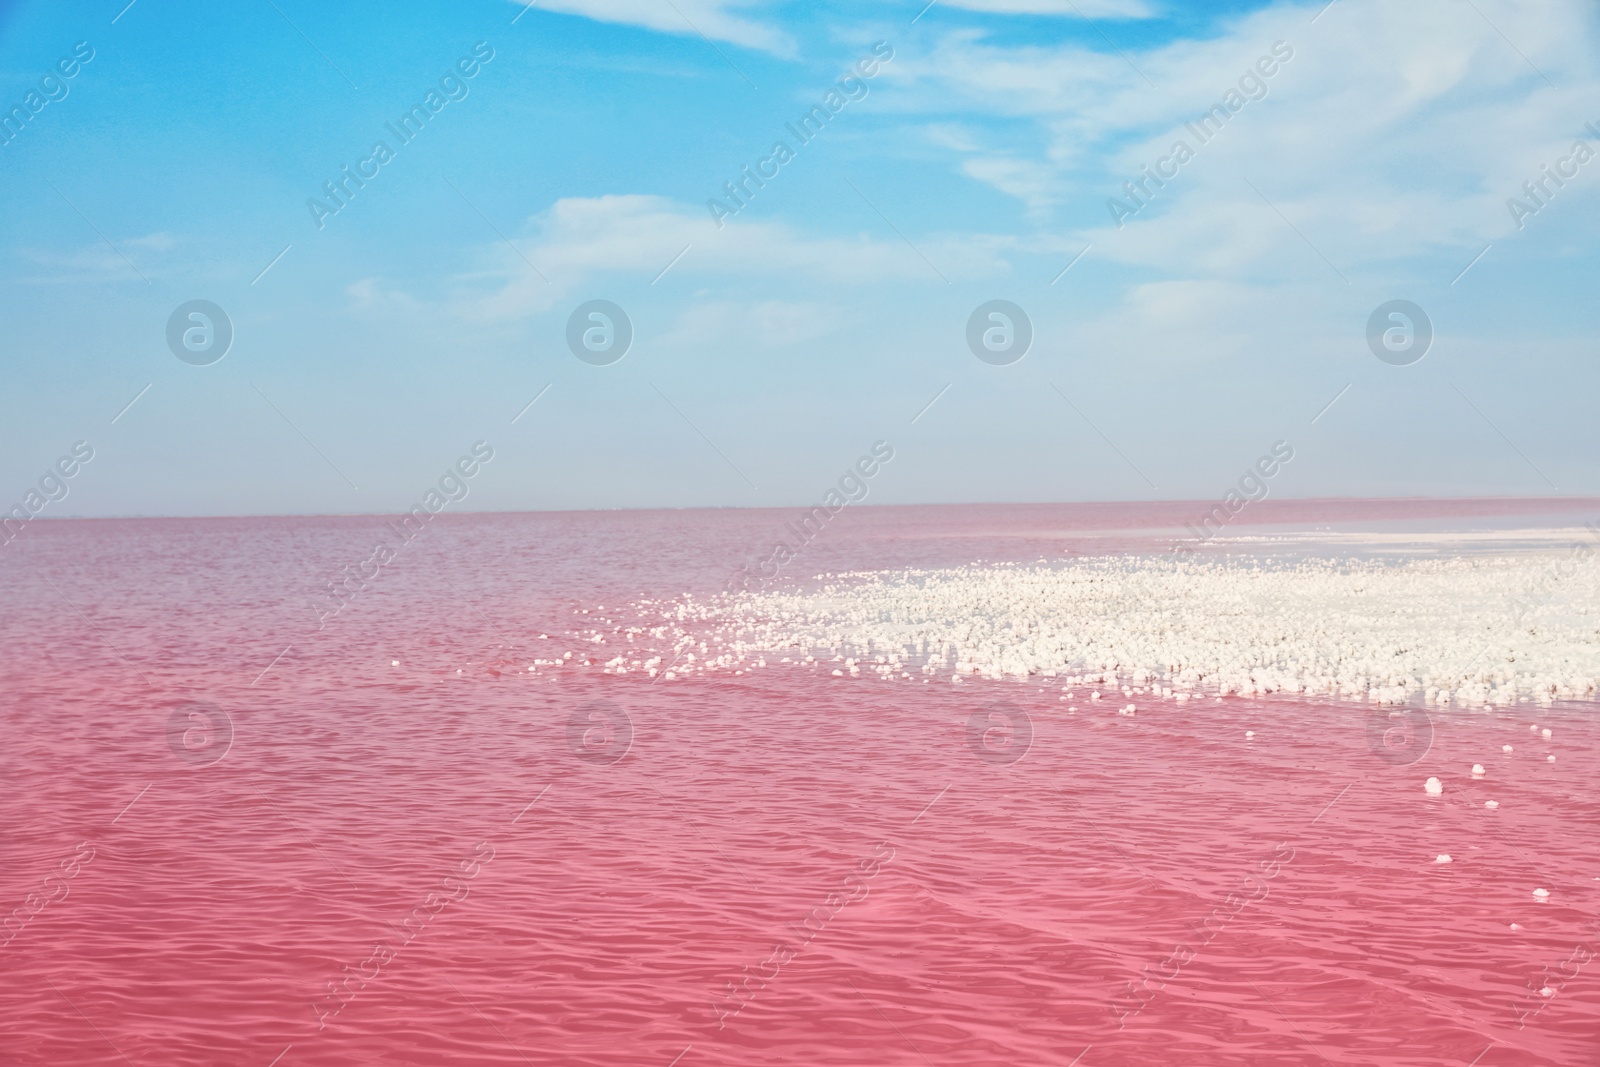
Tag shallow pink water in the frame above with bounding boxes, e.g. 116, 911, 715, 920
2, 501, 1597, 1066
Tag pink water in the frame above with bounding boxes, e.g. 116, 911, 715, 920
2, 500, 1597, 1066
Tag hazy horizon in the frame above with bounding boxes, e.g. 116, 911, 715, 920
16, 492, 1600, 524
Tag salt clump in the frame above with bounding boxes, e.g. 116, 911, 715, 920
1424, 777, 1443, 796
1471, 764, 1486, 777
630, 549, 1600, 698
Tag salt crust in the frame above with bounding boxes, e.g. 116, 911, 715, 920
618, 549, 1600, 706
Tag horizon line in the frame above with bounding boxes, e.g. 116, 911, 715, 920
16, 493, 1600, 525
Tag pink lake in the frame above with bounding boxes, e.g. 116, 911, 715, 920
1, 498, 1597, 1066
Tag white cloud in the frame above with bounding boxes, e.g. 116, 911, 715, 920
961, 155, 1061, 214
19, 233, 174, 283
924, 122, 983, 152
520, 0, 791, 54
935, 0, 1156, 17
345, 277, 423, 314
895, 0, 1600, 276
452, 194, 1017, 321
125, 232, 176, 252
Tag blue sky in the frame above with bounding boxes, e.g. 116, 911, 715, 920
1, 0, 1597, 517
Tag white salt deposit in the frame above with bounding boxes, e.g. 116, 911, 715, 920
610, 544, 1600, 706
1425, 777, 1444, 796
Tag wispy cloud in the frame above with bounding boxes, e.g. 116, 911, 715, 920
449, 194, 1018, 321
936, 0, 1157, 18
896, 0, 1600, 274
18, 233, 175, 282
518, 0, 792, 54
